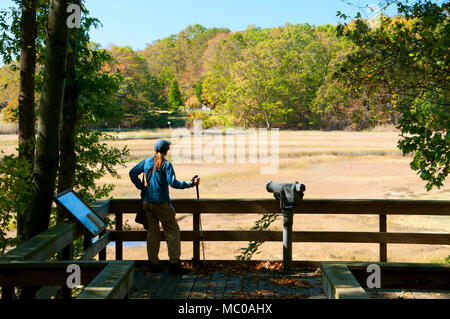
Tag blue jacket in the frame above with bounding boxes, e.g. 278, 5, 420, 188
129, 156, 192, 204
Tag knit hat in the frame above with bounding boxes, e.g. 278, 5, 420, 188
154, 139, 171, 153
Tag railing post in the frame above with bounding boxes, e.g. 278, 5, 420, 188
84, 232, 93, 250
62, 242, 74, 260
282, 207, 293, 272
99, 229, 107, 260
116, 211, 123, 260
193, 212, 200, 263
379, 214, 387, 262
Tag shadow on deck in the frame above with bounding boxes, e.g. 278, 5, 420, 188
128, 261, 325, 299
128, 260, 450, 299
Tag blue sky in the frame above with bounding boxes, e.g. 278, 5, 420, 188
1, 0, 399, 51
84, 0, 387, 50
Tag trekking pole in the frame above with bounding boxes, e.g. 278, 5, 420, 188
192, 175, 206, 269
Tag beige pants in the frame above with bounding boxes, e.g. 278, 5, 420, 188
143, 201, 180, 264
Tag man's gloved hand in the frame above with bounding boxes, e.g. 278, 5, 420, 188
190, 175, 200, 187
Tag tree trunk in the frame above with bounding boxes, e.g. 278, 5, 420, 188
57, 1, 80, 222
24, 0, 69, 241
263, 109, 271, 129
17, 0, 37, 238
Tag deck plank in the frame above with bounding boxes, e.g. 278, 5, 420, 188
208, 272, 227, 299
271, 280, 292, 299
154, 273, 182, 299
128, 265, 324, 299
241, 272, 258, 298
257, 274, 276, 298
428, 290, 450, 299
376, 289, 395, 299
76, 261, 134, 299
392, 288, 407, 299
378, 288, 405, 299
307, 285, 324, 298
272, 273, 305, 299
147, 271, 169, 298
409, 290, 432, 299
272, 272, 311, 299
223, 275, 243, 299
129, 271, 148, 299
293, 270, 313, 298
189, 274, 211, 299
288, 285, 309, 298
172, 275, 197, 299
365, 288, 385, 299
300, 269, 323, 298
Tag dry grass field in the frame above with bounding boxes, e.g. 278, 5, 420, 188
1, 127, 449, 262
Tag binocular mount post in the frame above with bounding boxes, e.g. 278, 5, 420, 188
266, 181, 306, 273
282, 206, 294, 272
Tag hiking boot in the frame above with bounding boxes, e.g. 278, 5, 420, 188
148, 262, 164, 273
168, 262, 191, 275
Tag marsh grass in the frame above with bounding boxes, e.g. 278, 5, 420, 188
107, 129, 449, 262
0, 123, 18, 134
2, 129, 449, 262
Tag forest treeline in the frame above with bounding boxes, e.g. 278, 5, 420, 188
2, 22, 396, 130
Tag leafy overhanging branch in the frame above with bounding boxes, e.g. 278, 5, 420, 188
236, 213, 280, 260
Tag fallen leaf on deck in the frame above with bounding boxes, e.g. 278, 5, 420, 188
270, 277, 312, 288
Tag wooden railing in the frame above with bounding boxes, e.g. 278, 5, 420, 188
103, 198, 450, 263
0, 212, 130, 299
1, 198, 449, 299
0, 223, 76, 299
